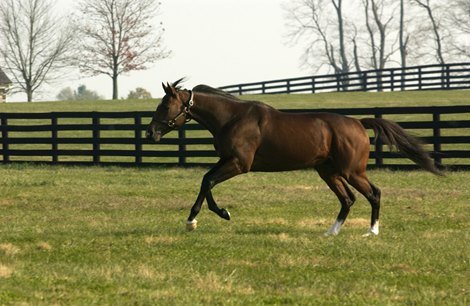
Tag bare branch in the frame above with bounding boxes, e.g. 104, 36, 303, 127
0, 0, 74, 102
74, 0, 171, 99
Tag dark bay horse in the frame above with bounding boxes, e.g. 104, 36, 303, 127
146, 79, 442, 236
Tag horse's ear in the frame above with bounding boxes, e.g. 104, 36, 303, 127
166, 82, 177, 96
162, 82, 176, 96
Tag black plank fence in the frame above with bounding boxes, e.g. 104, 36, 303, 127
219, 63, 470, 95
1, 105, 470, 170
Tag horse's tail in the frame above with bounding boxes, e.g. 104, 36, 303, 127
360, 118, 443, 176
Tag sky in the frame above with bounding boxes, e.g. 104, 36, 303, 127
9, 0, 306, 102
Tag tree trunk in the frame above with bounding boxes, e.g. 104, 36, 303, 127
26, 84, 33, 102
399, 0, 407, 68
414, 0, 445, 64
112, 74, 118, 100
331, 0, 349, 90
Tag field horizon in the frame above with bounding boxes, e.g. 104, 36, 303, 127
2, 89, 470, 112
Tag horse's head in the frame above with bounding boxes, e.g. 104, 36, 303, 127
146, 79, 193, 142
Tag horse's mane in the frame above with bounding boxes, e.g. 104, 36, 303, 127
193, 84, 241, 101
170, 78, 240, 101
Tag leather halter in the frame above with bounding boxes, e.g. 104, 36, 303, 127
163, 90, 194, 129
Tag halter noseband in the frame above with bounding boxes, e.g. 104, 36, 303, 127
165, 90, 194, 129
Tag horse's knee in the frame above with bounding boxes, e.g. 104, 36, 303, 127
201, 175, 215, 192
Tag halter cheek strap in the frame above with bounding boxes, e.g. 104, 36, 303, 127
167, 90, 194, 128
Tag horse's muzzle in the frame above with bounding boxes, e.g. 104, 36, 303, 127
146, 125, 162, 142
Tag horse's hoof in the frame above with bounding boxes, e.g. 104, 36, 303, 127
186, 219, 197, 231
362, 230, 379, 237
221, 209, 231, 221
324, 230, 338, 237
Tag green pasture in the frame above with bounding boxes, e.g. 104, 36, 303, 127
0, 165, 468, 305
0, 90, 469, 304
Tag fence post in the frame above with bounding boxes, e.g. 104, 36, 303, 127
374, 113, 383, 168
377, 70, 383, 92
446, 64, 451, 89
286, 80, 291, 94
432, 112, 442, 167
134, 114, 142, 165
92, 113, 100, 164
418, 67, 422, 90
362, 72, 368, 91
401, 67, 406, 91
238, 85, 243, 96
178, 126, 187, 166
1, 115, 9, 163
390, 69, 395, 91
262, 82, 266, 94
51, 115, 58, 163
311, 77, 316, 93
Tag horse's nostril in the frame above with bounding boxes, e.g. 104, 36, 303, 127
146, 126, 153, 139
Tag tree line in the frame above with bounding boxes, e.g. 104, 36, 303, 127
284, 0, 470, 76
2, 0, 469, 102
0, 0, 169, 102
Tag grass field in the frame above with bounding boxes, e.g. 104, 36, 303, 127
0, 165, 469, 305
1, 90, 469, 304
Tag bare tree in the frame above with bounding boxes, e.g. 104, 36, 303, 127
363, 0, 397, 71
331, 0, 349, 76
284, 0, 352, 76
74, 0, 170, 100
412, 0, 446, 64
0, 0, 74, 102
399, 0, 410, 67
447, 0, 470, 59
361, 0, 399, 91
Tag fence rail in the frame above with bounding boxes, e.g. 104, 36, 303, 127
219, 63, 470, 95
1, 105, 470, 170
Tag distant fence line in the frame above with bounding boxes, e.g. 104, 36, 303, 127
1, 105, 470, 170
219, 63, 470, 95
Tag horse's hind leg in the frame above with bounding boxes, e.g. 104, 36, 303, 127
317, 167, 356, 236
348, 172, 381, 236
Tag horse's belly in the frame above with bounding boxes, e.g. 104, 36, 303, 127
250, 142, 328, 172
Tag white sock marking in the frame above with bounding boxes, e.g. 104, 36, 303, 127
363, 220, 379, 237
325, 219, 343, 236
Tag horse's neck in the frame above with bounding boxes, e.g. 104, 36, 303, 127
191, 93, 237, 135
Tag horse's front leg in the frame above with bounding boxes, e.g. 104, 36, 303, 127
186, 157, 243, 230
206, 190, 231, 220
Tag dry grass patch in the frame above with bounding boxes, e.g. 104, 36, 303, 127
0, 264, 14, 278
268, 232, 292, 242
276, 253, 323, 268
144, 235, 177, 244
346, 218, 370, 227
297, 218, 330, 229
36, 242, 52, 251
137, 265, 159, 279
247, 217, 288, 226
193, 271, 255, 296
0, 243, 20, 256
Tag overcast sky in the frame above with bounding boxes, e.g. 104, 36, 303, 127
9, 0, 306, 102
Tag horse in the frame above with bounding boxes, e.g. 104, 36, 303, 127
146, 79, 443, 236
